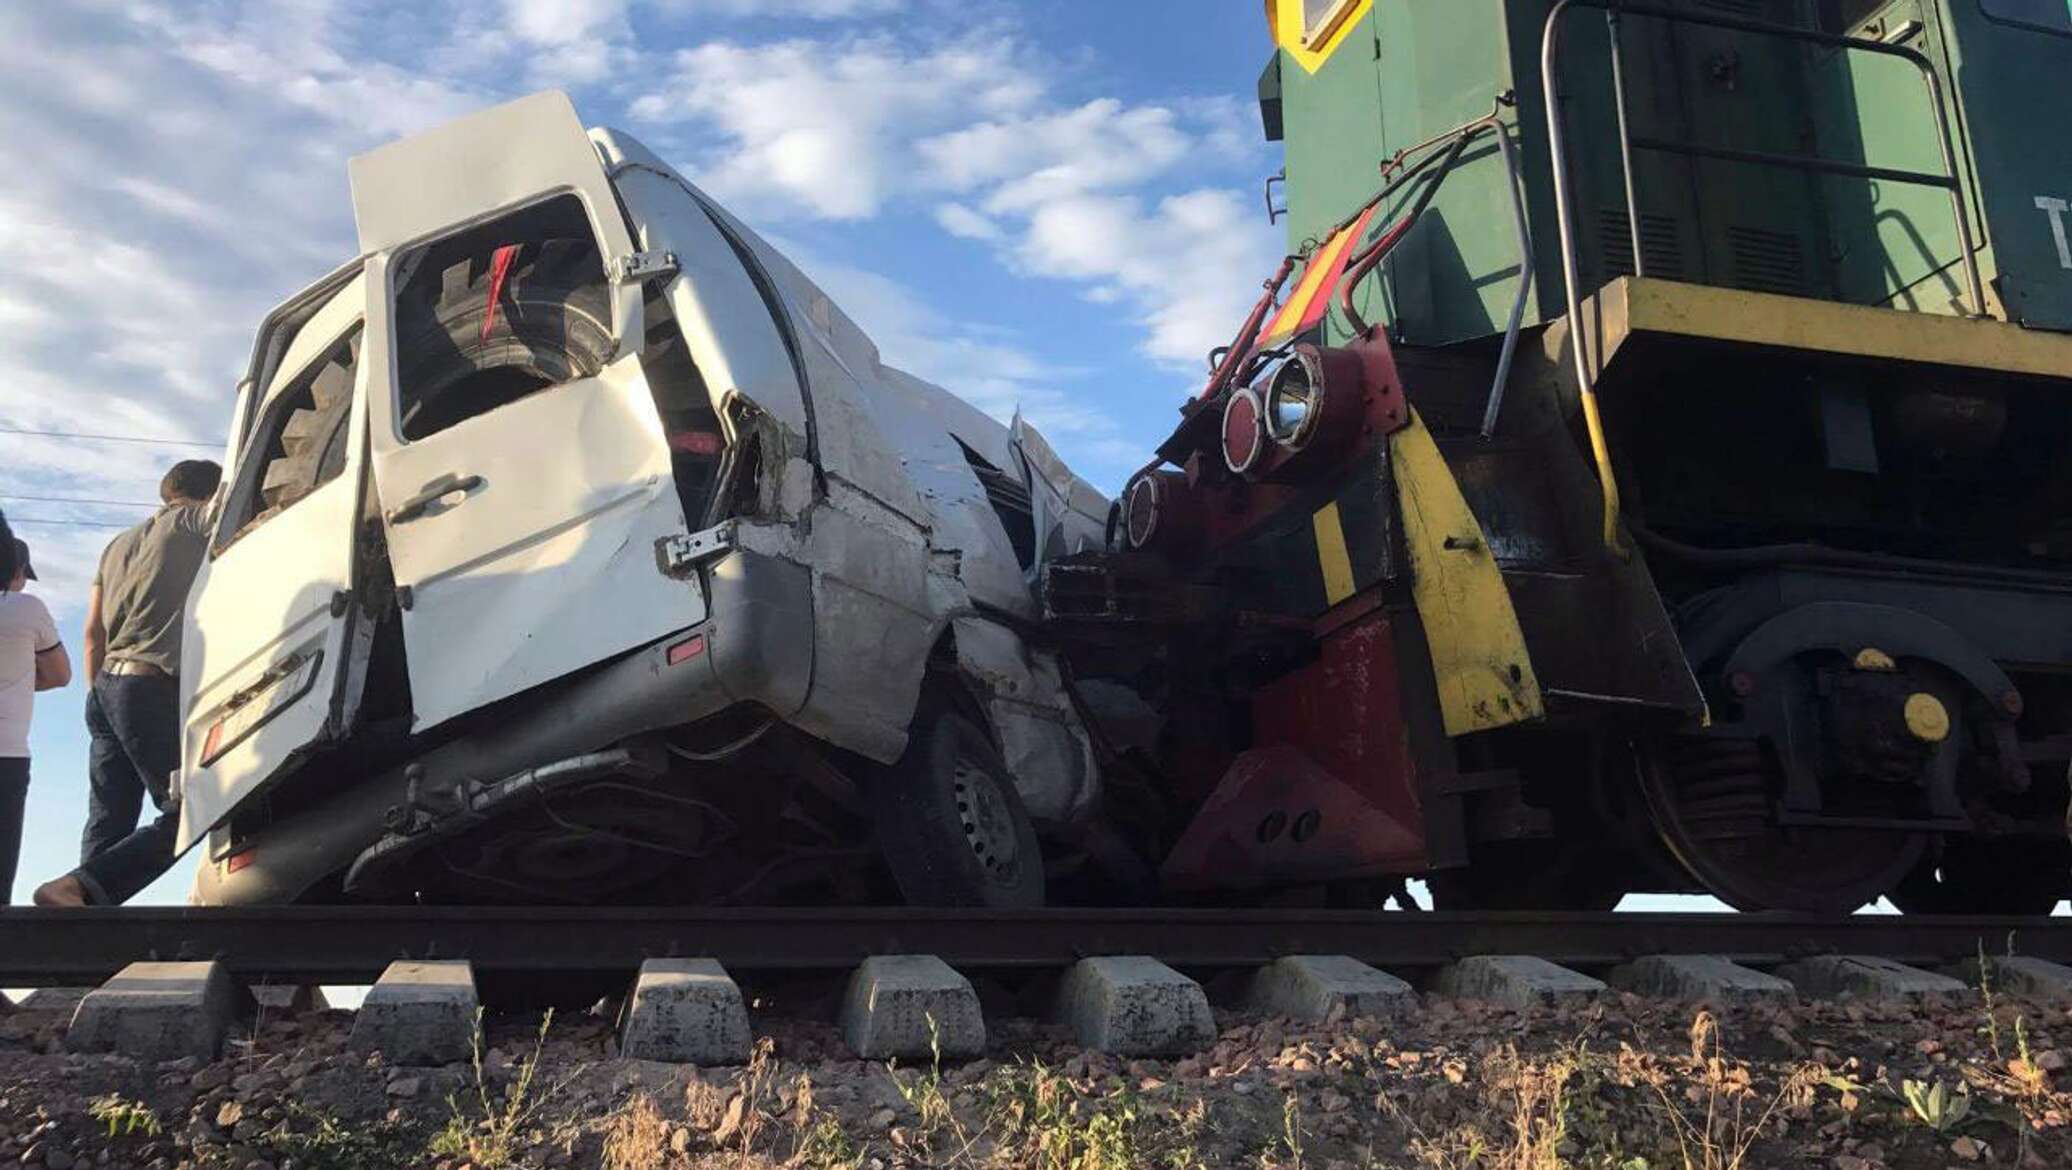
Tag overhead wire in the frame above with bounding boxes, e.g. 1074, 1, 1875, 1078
5, 517, 135, 529
0, 493, 157, 509
0, 427, 217, 532
0, 424, 222, 448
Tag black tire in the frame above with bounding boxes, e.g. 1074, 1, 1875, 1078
261, 334, 358, 513
870, 703, 1046, 908
395, 238, 614, 440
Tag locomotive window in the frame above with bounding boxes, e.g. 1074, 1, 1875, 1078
1981, 0, 2072, 34
1300, 0, 1359, 43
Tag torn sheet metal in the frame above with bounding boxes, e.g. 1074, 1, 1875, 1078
952, 617, 1098, 823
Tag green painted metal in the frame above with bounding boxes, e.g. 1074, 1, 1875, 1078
1263, 0, 2072, 344
1940, 1, 2072, 328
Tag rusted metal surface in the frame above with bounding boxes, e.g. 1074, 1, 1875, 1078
3, 906, 2069, 985
1161, 611, 1427, 888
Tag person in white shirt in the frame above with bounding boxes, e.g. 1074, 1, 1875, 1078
0, 534, 71, 903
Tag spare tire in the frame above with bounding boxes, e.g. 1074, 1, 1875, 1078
395, 238, 614, 440
259, 331, 358, 514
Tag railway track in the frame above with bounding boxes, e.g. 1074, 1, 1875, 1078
4, 906, 2068, 985
10, 904, 2072, 1081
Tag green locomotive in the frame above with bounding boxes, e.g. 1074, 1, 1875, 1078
1054, 0, 2072, 913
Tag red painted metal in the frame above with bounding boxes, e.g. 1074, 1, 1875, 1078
1168, 331, 1412, 560
480, 243, 522, 343
1221, 388, 1265, 473
1199, 254, 1297, 401
1123, 470, 1205, 554
1160, 608, 1428, 888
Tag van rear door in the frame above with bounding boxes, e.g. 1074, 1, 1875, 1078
353, 91, 705, 731
177, 269, 373, 854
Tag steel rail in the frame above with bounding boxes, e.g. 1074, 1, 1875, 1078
2, 906, 2066, 984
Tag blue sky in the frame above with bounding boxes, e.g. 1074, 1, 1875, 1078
0, 0, 1287, 904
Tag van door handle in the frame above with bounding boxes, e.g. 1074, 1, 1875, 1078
386, 473, 483, 525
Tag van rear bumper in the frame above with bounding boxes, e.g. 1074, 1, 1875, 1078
192, 547, 814, 905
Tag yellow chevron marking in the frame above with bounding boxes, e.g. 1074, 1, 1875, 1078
1390, 408, 1543, 735
1267, 0, 1374, 75
1313, 501, 1357, 607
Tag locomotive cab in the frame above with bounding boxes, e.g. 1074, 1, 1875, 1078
1053, 0, 2072, 913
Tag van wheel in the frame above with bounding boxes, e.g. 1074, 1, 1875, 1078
395, 238, 615, 440
871, 703, 1046, 908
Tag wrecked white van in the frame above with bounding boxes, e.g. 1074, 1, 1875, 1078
179, 91, 1110, 908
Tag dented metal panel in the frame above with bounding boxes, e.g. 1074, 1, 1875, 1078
951, 617, 1098, 823
592, 133, 812, 444
364, 315, 705, 730
177, 273, 371, 854
349, 92, 634, 260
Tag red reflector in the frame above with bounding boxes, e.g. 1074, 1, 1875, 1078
226, 849, 257, 874
201, 720, 225, 762
667, 634, 707, 665
1222, 387, 1264, 474
670, 430, 723, 456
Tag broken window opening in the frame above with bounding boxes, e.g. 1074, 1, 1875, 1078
392, 195, 612, 442
638, 287, 732, 529
955, 438, 1036, 569
219, 325, 362, 548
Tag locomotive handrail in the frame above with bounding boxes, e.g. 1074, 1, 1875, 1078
1331, 103, 1537, 437
1540, 0, 1987, 557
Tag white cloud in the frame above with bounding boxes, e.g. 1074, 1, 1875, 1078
1012, 188, 1278, 368
627, 30, 1277, 368
918, 98, 1195, 213
630, 35, 1042, 219
932, 202, 1002, 241
783, 248, 1144, 479
660, 0, 905, 15
505, 0, 631, 45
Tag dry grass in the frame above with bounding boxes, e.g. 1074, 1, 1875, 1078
1639, 1010, 1819, 1170
1388, 1043, 1581, 1170
602, 1093, 673, 1170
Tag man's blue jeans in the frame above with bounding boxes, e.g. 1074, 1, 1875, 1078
76, 672, 180, 905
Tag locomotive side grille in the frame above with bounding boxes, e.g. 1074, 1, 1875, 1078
1726, 225, 1807, 295
1597, 208, 1688, 282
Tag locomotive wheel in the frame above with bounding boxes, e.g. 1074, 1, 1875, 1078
1888, 838, 2070, 916
869, 701, 1046, 908
1638, 735, 1928, 913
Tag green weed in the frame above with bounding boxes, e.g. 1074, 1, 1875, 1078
427, 1008, 560, 1169
86, 1094, 161, 1139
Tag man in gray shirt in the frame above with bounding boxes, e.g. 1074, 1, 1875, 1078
35, 459, 220, 906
